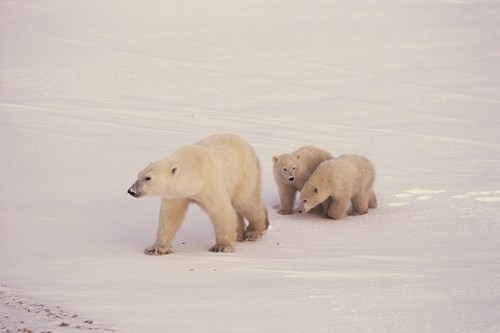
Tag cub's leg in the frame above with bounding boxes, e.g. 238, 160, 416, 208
368, 190, 378, 209
277, 183, 297, 215
321, 197, 333, 216
350, 193, 369, 216
145, 198, 190, 255
327, 196, 351, 220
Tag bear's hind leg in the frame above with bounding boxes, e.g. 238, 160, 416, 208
241, 202, 269, 241
236, 214, 245, 242
368, 190, 377, 209
350, 193, 369, 216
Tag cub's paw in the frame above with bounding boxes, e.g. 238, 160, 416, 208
348, 210, 367, 216
144, 245, 172, 256
277, 209, 293, 215
209, 244, 235, 253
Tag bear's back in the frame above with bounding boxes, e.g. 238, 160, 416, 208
195, 134, 261, 193
315, 157, 357, 185
333, 154, 375, 188
339, 154, 374, 177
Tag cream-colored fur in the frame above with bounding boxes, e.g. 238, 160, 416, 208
128, 134, 269, 255
272, 146, 333, 214
299, 154, 377, 219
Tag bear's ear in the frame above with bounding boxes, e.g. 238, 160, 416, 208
272, 156, 279, 164
313, 187, 319, 194
170, 165, 180, 176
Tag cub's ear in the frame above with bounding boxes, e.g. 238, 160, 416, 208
170, 165, 180, 176
313, 187, 319, 194
272, 156, 279, 164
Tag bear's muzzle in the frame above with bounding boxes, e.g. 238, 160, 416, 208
127, 186, 143, 198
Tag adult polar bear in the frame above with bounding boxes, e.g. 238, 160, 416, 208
128, 134, 269, 255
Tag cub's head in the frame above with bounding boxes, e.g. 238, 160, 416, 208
298, 181, 329, 213
127, 155, 200, 199
272, 152, 302, 184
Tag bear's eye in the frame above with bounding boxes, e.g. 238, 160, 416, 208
313, 187, 319, 194
303, 199, 307, 203
292, 166, 297, 170
283, 168, 288, 172
144, 176, 151, 181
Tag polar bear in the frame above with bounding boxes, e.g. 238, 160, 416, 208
299, 154, 377, 219
272, 146, 333, 214
127, 134, 269, 255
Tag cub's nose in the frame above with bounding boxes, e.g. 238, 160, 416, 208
288, 176, 295, 182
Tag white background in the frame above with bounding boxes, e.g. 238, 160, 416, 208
1, 1, 499, 332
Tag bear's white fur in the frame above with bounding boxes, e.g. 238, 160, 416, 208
272, 146, 333, 214
128, 134, 269, 255
299, 154, 377, 219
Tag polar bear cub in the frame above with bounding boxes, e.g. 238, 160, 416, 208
272, 146, 333, 215
299, 154, 377, 219
127, 134, 269, 255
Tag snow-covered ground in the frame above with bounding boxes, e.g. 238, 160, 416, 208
1, 0, 499, 332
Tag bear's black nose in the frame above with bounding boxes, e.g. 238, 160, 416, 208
288, 176, 295, 182
128, 188, 139, 197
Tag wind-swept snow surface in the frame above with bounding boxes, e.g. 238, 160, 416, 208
1, 1, 499, 332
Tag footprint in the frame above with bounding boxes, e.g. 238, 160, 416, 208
389, 188, 447, 207
395, 193, 413, 198
452, 190, 500, 203
388, 201, 409, 207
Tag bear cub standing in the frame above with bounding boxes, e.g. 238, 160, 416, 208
272, 146, 333, 215
299, 154, 377, 219
128, 134, 269, 255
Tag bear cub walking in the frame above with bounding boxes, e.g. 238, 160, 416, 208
128, 134, 269, 255
299, 154, 377, 219
272, 146, 333, 214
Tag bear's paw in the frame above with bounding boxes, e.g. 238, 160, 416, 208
209, 244, 235, 253
243, 230, 264, 241
144, 245, 172, 256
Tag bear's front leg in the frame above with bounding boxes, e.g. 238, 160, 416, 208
201, 195, 237, 253
327, 196, 351, 220
321, 197, 333, 216
210, 218, 236, 253
145, 198, 190, 256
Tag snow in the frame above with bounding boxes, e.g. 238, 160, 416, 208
1, 0, 499, 332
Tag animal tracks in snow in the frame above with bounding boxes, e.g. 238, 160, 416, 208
389, 189, 447, 207
0, 286, 116, 333
451, 190, 500, 203
389, 188, 500, 207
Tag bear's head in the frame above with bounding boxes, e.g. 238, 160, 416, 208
272, 153, 302, 184
128, 154, 202, 199
298, 182, 329, 213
